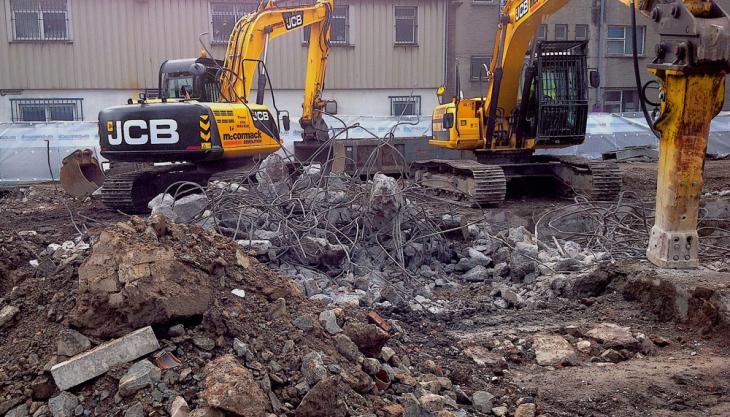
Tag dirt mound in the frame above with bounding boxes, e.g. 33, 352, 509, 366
71, 216, 219, 337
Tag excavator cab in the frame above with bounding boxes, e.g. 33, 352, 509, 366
158, 57, 223, 102
518, 41, 590, 147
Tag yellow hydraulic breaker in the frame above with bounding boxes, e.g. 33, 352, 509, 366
647, 72, 725, 268
641, 0, 730, 268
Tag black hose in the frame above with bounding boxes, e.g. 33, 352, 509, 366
631, 0, 660, 138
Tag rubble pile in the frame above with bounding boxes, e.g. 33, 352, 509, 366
1, 216, 529, 417
144, 156, 645, 317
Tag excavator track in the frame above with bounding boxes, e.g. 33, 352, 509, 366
101, 164, 212, 214
413, 160, 507, 207
553, 157, 622, 201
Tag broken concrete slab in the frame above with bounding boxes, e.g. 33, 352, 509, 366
50, 326, 160, 391
171, 194, 208, 223
237, 239, 273, 256
533, 335, 578, 366
118, 359, 161, 397
48, 392, 78, 417
586, 323, 640, 351
56, 329, 91, 357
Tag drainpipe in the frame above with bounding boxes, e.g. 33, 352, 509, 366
595, 0, 605, 111
444, 0, 449, 92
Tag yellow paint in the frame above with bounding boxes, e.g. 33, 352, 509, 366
650, 71, 724, 232
429, 0, 655, 152
220, 0, 333, 126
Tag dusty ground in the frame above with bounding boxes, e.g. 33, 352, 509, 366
1, 159, 729, 417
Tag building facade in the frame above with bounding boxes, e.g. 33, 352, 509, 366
447, 0, 730, 112
0, 0, 447, 122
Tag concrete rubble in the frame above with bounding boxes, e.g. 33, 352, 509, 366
50, 326, 160, 391
2, 159, 730, 416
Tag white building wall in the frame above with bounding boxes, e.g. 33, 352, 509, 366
255, 88, 440, 120
1, 88, 440, 122
0, 90, 137, 122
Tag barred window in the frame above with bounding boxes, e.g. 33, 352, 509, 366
211, 2, 258, 44
10, 98, 83, 122
10, 0, 69, 41
394, 6, 417, 45
303, 5, 350, 46
390, 96, 420, 116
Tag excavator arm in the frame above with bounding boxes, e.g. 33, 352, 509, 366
220, 0, 333, 139
485, 0, 658, 138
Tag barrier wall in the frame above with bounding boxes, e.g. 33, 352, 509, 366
2, 113, 729, 184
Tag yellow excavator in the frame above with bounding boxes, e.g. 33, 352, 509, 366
418, 0, 730, 268
96, 0, 334, 213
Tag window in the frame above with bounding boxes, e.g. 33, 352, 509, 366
10, 98, 83, 122
607, 25, 645, 55
603, 90, 639, 113
575, 24, 588, 40
470, 56, 491, 81
390, 96, 421, 116
211, 2, 258, 44
394, 6, 417, 45
9, 0, 69, 41
536, 24, 547, 41
303, 5, 349, 45
554, 24, 567, 41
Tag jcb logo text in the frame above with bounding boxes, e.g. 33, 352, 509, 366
107, 119, 179, 145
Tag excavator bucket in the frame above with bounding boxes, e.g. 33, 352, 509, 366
59, 149, 105, 198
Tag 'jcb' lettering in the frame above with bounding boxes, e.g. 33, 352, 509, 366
252, 111, 270, 121
283, 12, 304, 30
516, 0, 529, 21
107, 119, 179, 145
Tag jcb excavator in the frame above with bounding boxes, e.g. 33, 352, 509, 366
96, 0, 334, 213
418, 0, 730, 268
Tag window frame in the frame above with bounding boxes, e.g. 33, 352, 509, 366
209, 2, 258, 45
394, 6, 418, 46
7, 0, 72, 42
389, 95, 421, 116
303, 4, 351, 46
554, 24, 568, 41
603, 89, 639, 113
10, 98, 84, 122
575, 24, 589, 41
607, 25, 645, 56
470, 56, 491, 81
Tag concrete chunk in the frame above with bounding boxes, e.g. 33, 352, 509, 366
50, 326, 160, 391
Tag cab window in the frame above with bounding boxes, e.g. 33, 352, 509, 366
165, 75, 194, 99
